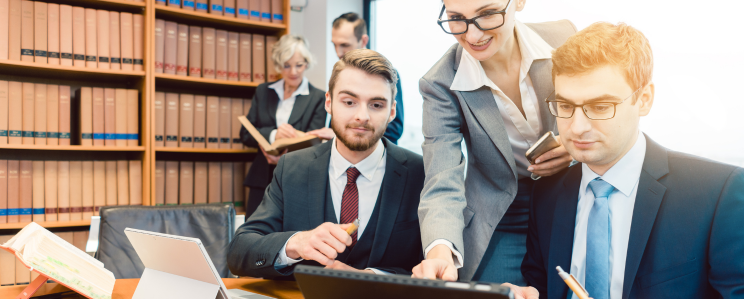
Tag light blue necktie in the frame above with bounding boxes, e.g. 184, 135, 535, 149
586, 178, 615, 299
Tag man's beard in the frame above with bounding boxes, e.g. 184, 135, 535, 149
331, 119, 386, 151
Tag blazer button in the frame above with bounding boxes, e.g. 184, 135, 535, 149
256, 259, 265, 266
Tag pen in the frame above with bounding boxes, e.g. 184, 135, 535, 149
556, 266, 590, 299
345, 219, 360, 235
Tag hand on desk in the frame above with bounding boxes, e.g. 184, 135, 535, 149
260, 147, 288, 165
528, 140, 573, 177
285, 222, 354, 266
501, 283, 539, 299
276, 124, 298, 140
325, 261, 375, 274
411, 244, 458, 281
306, 127, 336, 140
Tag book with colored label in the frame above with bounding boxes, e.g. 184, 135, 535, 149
237, 115, 319, 155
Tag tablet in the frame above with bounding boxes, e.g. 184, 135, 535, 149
294, 265, 514, 299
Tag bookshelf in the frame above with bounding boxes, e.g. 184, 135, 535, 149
0, 144, 146, 152
0, 220, 91, 230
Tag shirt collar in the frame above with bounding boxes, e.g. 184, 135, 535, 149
450, 20, 554, 92
580, 132, 647, 197
268, 77, 310, 100
330, 138, 386, 182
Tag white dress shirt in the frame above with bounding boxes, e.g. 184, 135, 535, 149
267, 77, 310, 143
426, 20, 555, 268
569, 132, 646, 299
276, 138, 387, 273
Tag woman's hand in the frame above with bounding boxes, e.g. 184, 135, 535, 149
307, 127, 336, 140
261, 147, 288, 165
276, 124, 298, 140
527, 139, 573, 177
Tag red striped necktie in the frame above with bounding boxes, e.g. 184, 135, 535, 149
340, 167, 361, 246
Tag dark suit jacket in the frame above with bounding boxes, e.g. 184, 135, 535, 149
227, 138, 425, 279
240, 80, 328, 189
383, 69, 404, 144
522, 134, 744, 299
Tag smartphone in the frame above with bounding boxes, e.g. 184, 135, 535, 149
525, 131, 560, 164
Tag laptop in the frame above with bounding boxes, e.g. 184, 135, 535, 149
294, 265, 514, 299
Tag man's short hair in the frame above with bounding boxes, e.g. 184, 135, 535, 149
552, 22, 653, 102
332, 12, 367, 42
328, 49, 397, 101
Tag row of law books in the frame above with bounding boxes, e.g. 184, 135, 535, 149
0, 81, 71, 145
77, 87, 140, 146
0, 230, 90, 286
155, 20, 277, 82
0, 159, 143, 224
158, 0, 283, 24
0, 0, 145, 70
154, 92, 251, 149
155, 161, 250, 211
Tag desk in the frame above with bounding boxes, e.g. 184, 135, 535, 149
0, 278, 304, 299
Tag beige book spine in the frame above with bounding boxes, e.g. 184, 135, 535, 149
215, 30, 228, 80
7, 160, 19, 223
92, 161, 105, 215
115, 88, 127, 146
18, 160, 32, 222
154, 92, 165, 147
116, 160, 129, 205
193, 95, 206, 148
259, 0, 270, 22
96, 10, 110, 69
81, 161, 93, 218
154, 19, 164, 73
249, 0, 259, 21
33, 83, 46, 145
207, 161, 220, 203
128, 160, 142, 205
15, 259, 29, 284
195, 0, 207, 12
0, 0, 9, 59
166, 0, 179, 8
163, 21, 177, 74
193, 162, 207, 204
103, 88, 116, 146
8, 0, 21, 61
59, 5, 72, 66
206, 96, 219, 148
220, 162, 232, 203
119, 12, 134, 71
57, 161, 70, 221
46, 84, 59, 145
201, 27, 215, 78
182, 0, 194, 10
223, 0, 235, 17
155, 160, 164, 205
218, 97, 231, 149
252, 34, 265, 83
92, 87, 104, 146
133, 14, 143, 71
109, 11, 121, 70
126, 89, 139, 146
33, 1, 46, 63
227, 32, 239, 81
243, 99, 251, 149
0, 160, 6, 223
164, 161, 178, 205
209, 0, 222, 15
72, 6, 85, 67
164, 93, 179, 147
179, 161, 193, 204
0, 81, 7, 145
105, 160, 117, 206
21, 82, 34, 144
232, 161, 244, 210
188, 26, 202, 77
155, 0, 165, 6
8, 82, 21, 144
84, 8, 97, 68
179, 94, 194, 147
265, 35, 278, 82
31, 160, 44, 222
236, 0, 248, 19
176, 24, 189, 76
72, 231, 88, 251
270, 0, 282, 24
0, 235, 14, 285
79, 87, 93, 146
58, 86, 71, 145
69, 161, 82, 220
231, 98, 243, 149
43, 160, 57, 221
47, 3, 59, 64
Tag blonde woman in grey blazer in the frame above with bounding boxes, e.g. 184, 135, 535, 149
412, 0, 577, 289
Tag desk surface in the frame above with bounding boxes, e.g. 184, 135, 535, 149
0, 278, 304, 299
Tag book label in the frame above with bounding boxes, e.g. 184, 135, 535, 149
0, 130, 7, 137
48, 52, 61, 58
273, 14, 283, 21
8, 208, 19, 216
220, 138, 230, 144
0, 209, 6, 216
48, 132, 59, 138
166, 135, 177, 142
184, 0, 195, 7
225, 7, 235, 14
262, 12, 270, 19
123, 58, 133, 64
20, 208, 31, 215
212, 4, 223, 11
86, 55, 97, 62
111, 57, 121, 63
82, 133, 93, 140
232, 138, 241, 143
34, 131, 47, 138
250, 10, 260, 17
181, 137, 192, 142
99, 57, 109, 63
169, 0, 180, 5
74, 54, 85, 60
133, 59, 144, 65
32, 208, 44, 215
60, 132, 71, 139
104, 133, 116, 140
194, 137, 205, 142
155, 135, 163, 141
9, 130, 22, 137
62, 53, 74, 59
208, 137, 218, 143
93, 133, 104, 140
34, 50, 48, 57
22, 131, 34, 137
238, 9, 249, 16
156, 0, 166, 3
196, 3, 208, 10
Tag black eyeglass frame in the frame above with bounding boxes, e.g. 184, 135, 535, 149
437, 0, 513, 35
545, 87, 642, 120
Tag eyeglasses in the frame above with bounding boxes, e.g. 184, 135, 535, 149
546, 88, 641, 120
283, 62, 307, 71
437, 0, 512, 35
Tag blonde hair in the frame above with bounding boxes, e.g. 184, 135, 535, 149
271, 35, 315, 73
552, 22, 653, 102
328, 49, 397, 100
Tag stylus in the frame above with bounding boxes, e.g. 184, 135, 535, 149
556, 266, 590, 299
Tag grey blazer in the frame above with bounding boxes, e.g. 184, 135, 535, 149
418, 20, 577, 281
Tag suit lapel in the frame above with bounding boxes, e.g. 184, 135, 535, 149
265, 86, 279, 125
367, 139, 407, 266
528, 59, 557, 134
307, 142, 333, 227
548, 165, 582, 299
287, 93, 312, 127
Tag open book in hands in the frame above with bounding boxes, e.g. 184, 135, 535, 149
1, 222, 115, 299
237, 115, 321, 156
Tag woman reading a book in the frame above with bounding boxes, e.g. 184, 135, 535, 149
239, 35, 328, 217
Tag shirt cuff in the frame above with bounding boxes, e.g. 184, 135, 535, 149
424, 239, 464, 269
275, 232, 303, 269
366, 268, 391, 275
269, 129, 278, 144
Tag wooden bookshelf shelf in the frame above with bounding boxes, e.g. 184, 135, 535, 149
155, 73, 260, 88
97, 0, 146, 8
0, 59, 146, 81
0, 220, 91, 230
0, 145, 146, 152
155, 147, 257, 154
154, 5, 286, 32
